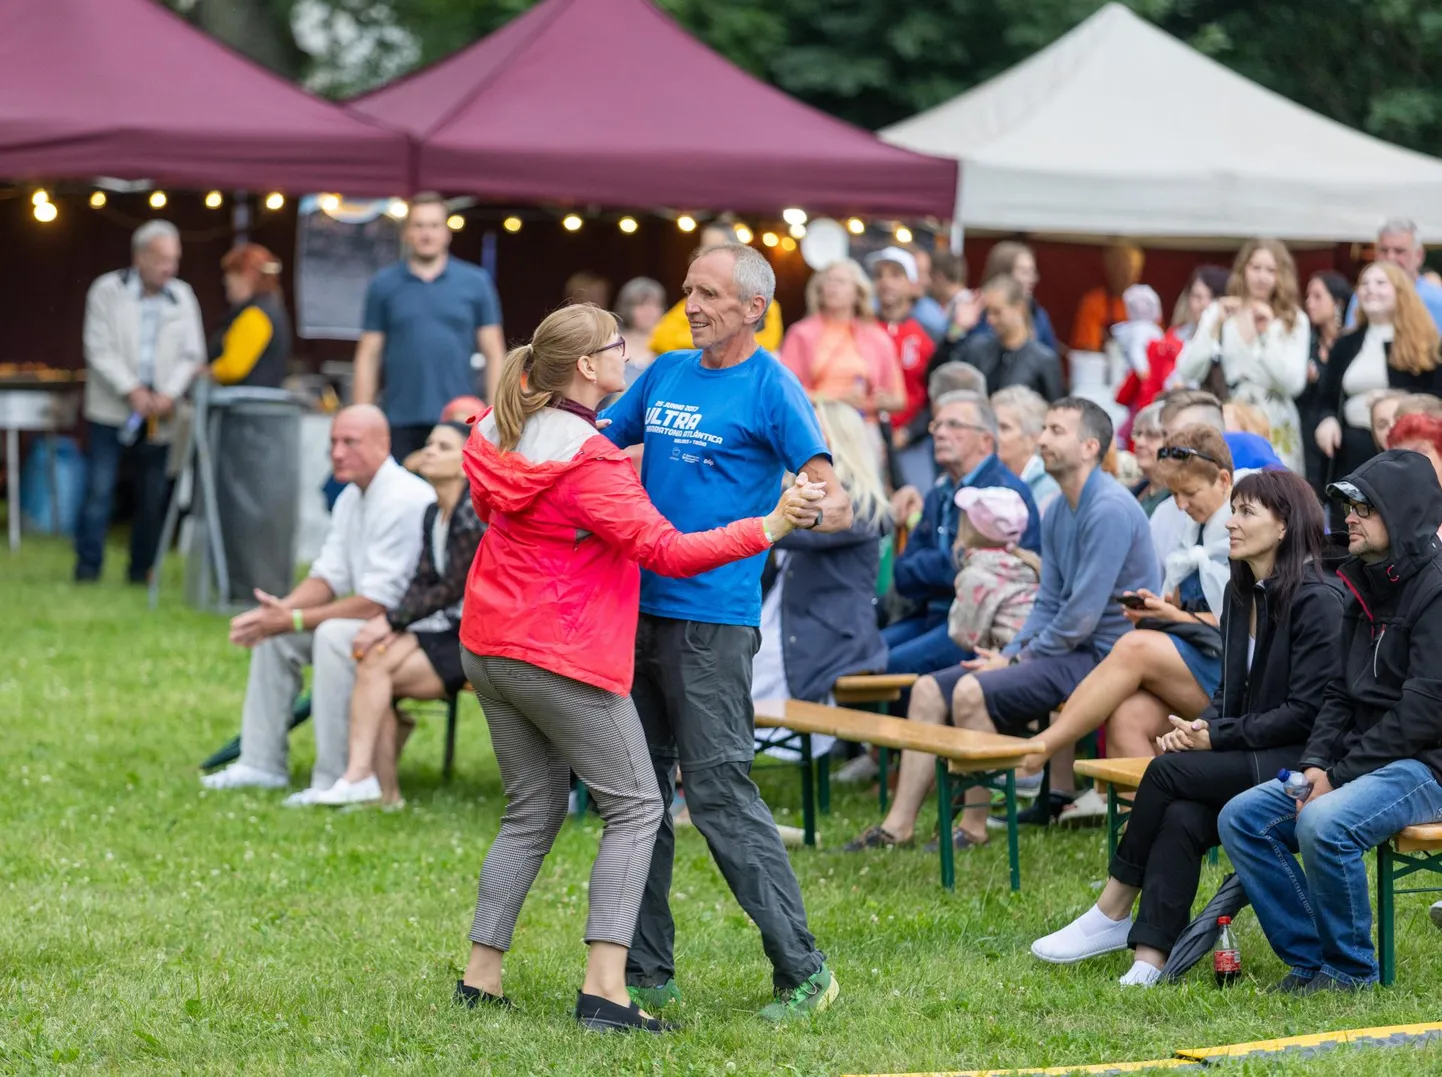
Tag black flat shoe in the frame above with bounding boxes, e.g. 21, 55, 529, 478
454, 979, 514, 1010
575, 991, 677, 1033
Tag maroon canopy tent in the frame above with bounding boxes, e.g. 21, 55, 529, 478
349, 0, 957, 216
0, 0, 409, 194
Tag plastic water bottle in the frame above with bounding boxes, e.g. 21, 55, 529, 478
1279, 768, 1313, 800
117, 410, 145, 447
1213, 916, 1241, 987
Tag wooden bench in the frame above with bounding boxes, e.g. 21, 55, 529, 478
1073, 756, 1152, 860
830, 674, 919, 812
1378, 824, 1442, 986
755, 698, 1041, 891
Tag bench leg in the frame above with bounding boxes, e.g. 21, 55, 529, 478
1106, 784, 1120, 862
936, 759, 955, 891
1377, 842, 1396, 987
817, 746, 831, 816
573, 783, 589, 820
800, 733, 817, 847
1004, 769, 1020, 893
443, 694, 459, 783
1208, 846, 1219, 866
878, 747, 891, 813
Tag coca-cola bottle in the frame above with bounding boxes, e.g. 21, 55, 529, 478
1214, 916, 1241, 987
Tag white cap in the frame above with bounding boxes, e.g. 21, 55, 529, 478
865, 246, 918, 284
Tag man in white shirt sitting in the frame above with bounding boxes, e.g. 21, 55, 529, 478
202, 405, 436, 804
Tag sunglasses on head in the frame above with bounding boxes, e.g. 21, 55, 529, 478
1157, 446, 1221, 466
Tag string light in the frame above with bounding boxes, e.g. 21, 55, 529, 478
264, 192, 285, 211
734, 224, 754, 244
319, 193, 341, 214
204, 191, 223, 209
386, 198, 408, 220
780, 236, 798, 252
31, 189, 49, 206
562, 214, 584, 232
847, 217, 865, 235
781, 208, 807, 226
149, 191, 167, 209
761, 232, 779, 248
446, 214, 465, 231
677, 215, 697, 233
894, 225, 913, 244
503, 216, 523, 233
618, 217, 638, 234
89, 191, 107, 209
789, 223, 806, 239
34, 201, 58, 223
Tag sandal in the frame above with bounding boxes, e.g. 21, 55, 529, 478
842, 824, 913, 852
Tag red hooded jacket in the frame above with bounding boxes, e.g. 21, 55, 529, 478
460, 406, 771, 695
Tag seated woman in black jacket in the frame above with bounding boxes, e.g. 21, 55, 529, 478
937, 274, 1065, 402
1029, 469, 1343, 986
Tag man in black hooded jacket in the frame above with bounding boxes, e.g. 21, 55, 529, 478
1219, 449, 1442, 993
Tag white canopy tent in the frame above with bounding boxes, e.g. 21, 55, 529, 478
880, 3, 1442, 243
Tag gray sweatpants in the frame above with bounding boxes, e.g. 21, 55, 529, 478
463, 651, 663, 951
237, 619, 363, 789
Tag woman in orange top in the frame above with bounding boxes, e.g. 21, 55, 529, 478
780, 260, 906, 421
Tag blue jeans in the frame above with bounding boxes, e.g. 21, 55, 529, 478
882, 610, 969, 676
74, 420, 169, 581
1218, 759, 1442, 985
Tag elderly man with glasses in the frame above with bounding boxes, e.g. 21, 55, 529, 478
882, 391, 1041, 678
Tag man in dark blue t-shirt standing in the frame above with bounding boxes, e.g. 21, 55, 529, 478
602, 242, 851, 1022
352, 192, 505, 462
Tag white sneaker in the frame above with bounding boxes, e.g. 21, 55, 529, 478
1031, 904, 1133, 964
835, 754, 879, 783
314, 776, 382, 807
281, 787, 325, 808
1058, 787, 1108, 826
1431, 900, 1442, 930
200, 763, 288, 791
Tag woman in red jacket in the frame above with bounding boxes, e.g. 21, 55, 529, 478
454, 303, 819, 1033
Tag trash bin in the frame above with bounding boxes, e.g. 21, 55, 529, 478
184, 387, 304, 611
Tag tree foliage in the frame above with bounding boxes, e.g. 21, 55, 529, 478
161, 0, 1442, 154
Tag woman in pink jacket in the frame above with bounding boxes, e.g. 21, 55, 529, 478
455, 303, 818, 1033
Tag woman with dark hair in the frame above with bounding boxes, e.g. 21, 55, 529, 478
1030, 469, 1343, 986
1298, 271, 1354, 493
317, 420, 483, 809
210, 243, 290, 388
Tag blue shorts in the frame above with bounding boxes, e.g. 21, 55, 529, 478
931, 650, 1099, 736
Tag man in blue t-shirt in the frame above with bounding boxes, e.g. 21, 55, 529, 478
601, 242, 851, 1021
352, 192, 505, 462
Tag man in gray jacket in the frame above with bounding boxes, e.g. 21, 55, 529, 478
75, 220, 205, 583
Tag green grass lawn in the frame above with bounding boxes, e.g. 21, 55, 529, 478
5, 533, 1442, 1076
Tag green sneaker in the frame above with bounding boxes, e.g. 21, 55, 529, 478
758, 965, 839, 1023
627, 979, 682, 1011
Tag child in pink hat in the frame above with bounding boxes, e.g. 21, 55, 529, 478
947, 487, 1039, 653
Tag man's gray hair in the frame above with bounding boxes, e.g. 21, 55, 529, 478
934, 389, 999, 442
132, 219, 180, 254
928, 361, 987, 402
991, 385, 1049, 437
615, 276, 665, 330
1380, 217, 1423, 250
695, 243, 776, 317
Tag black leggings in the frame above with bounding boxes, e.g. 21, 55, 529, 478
1110, 745, 1301, 954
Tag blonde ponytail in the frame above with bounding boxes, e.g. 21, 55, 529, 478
493, 304, 619, 452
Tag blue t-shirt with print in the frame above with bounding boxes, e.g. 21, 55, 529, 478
601, 348, 830, 627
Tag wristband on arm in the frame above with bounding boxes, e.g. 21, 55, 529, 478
292, 608, 305, 633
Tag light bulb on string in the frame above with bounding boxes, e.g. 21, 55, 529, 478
386, 198, 408, 220
89, 191, 107, 209
264, 192, 285, 211
734, 224, 753, 244
780, 236, 798, 252
149, 191, 167, 209
503, 216, 522, 233
781, 207, 807, 226
34, 201, 58, 223
319, 193, 341, 214
31, 189, 49, 206
677, 215, 697, 233
761, 232, 779, 248
562, 214, 583, 232
894, 225, 913, 244
446, 214, 464, 231
204, 191, 223, 209
788, 223, 806, 239
847, 218, 865, 235
618, 217, 638, 234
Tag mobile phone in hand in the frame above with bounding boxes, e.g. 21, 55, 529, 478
1119, 593, 1149, 610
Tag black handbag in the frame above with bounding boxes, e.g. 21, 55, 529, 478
1136, 616, 1223, 658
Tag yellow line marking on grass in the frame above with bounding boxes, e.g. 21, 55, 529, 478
1174, 1021, 1442, 1060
